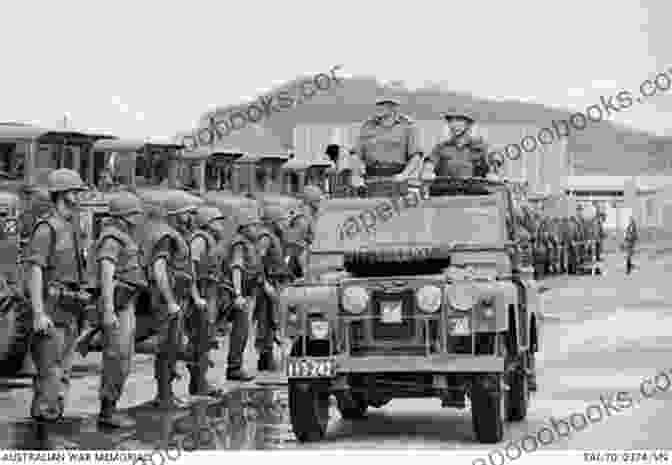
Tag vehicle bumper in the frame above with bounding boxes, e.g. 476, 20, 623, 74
333, 354, 504, 373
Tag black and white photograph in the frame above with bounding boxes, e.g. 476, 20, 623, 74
0, 1, 671, 462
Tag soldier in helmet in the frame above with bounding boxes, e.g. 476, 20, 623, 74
254, 219, 289, 372
144, 193, 203, 408
624, 216, 638, 274
430, 111, 493, 178
24, 168, 89, 422
352, 97, 424, 178
187, 205, 232, 396
220, 210, 264, 381
94, 191, 147, 427
286, 185, 323, 278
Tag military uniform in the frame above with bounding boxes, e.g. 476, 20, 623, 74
187, 206, 228, 395
354, 98, 423, 177
624, 219, 638, 274
94, 191, 147, 427
24, 169, 88, 422
285, 186, 322, 279
142, 197, 195, 408
429, 111, 492, 178
220, 211, 263, 381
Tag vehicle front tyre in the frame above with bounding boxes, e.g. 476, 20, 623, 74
289, 380, 330, 442
335, 391, 368, 420
471, 374, 506, 444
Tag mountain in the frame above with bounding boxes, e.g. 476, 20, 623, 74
200, 76, 672, 175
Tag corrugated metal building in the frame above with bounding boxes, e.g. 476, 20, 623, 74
293, 121, 569, 196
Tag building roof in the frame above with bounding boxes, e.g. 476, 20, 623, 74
216, 124, 288, 159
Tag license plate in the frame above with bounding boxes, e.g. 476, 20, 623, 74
287, 358, 335, 378
380, 301, 402, 324
448, 316, 471, 335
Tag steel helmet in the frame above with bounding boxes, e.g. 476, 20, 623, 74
108, 191, 144, 217
47, 168, 87, 193
301, 185, 323, 204
164, 192, 201, 216
194, 205, 226, 229
441, 110, 475, 124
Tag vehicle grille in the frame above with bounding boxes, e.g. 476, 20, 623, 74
371, 290, 415, 341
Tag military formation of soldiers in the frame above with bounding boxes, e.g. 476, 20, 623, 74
23, 168, 323, 428
512, 201, 608, 279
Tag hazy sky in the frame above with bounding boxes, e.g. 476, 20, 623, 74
1, 0, 670, 138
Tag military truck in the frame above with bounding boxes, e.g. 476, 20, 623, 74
0, 124, 116, 376
281, 176, 542, 444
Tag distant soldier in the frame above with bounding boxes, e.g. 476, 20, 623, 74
24, 169, 89, 422
188, 205, 231, 396
221, 211, 264, 381
595, 210, 606, 262
429, 111, 493, 178
624, 216, 638, 274
353, 97, 425, 178
94, 191, 147, 427
144, 194, 201, 408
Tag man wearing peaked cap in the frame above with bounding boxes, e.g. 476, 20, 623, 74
352, 96, 424, 178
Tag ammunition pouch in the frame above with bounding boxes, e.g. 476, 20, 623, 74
45, 281, 91, 325
113, 280, 143, 311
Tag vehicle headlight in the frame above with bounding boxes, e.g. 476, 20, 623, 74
446, 285, 477, 311
310, 319, 330, 339
341, 286, 369, 314
416, 285, 442, 313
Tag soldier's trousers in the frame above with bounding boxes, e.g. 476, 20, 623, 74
30, 306, 80, 421
100, 299, 136, 404
254, 292, 278, 356
186, 284, 217, 394
226, 294, 253, 372
154, 302, 186, 399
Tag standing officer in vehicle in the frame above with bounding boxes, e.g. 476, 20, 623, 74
94, 191, 147, 427
222, 210, 263, 381
24, 168, 89, 422
188, 205, 231, 396
144, 193, 203, 408
430, 110, 492, 178
353, 97, 425, 178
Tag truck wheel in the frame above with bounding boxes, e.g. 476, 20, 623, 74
335, 391, 368, 419
471, 374, 506, 444
289, 380, 330, 442
0, 295, 32, 377
507, 355, 529, 422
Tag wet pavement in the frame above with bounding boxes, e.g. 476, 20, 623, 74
0, 387, 300, 451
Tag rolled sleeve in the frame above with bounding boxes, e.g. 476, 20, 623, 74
405, 124, 422, 161
190, 236, 207, 263
151, 237, 173, 267
23, 223, 53, 269
96, 237, 122, 265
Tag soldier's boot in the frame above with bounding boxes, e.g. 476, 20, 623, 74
226, 367, 255, 382
626, 257, 632, 274
257, 351, 279, 372
98, 399, 135, 428
153, 361, 188, 409
187, 359, 222, 397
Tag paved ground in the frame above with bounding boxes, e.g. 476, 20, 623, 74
1, 249, 671, 453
